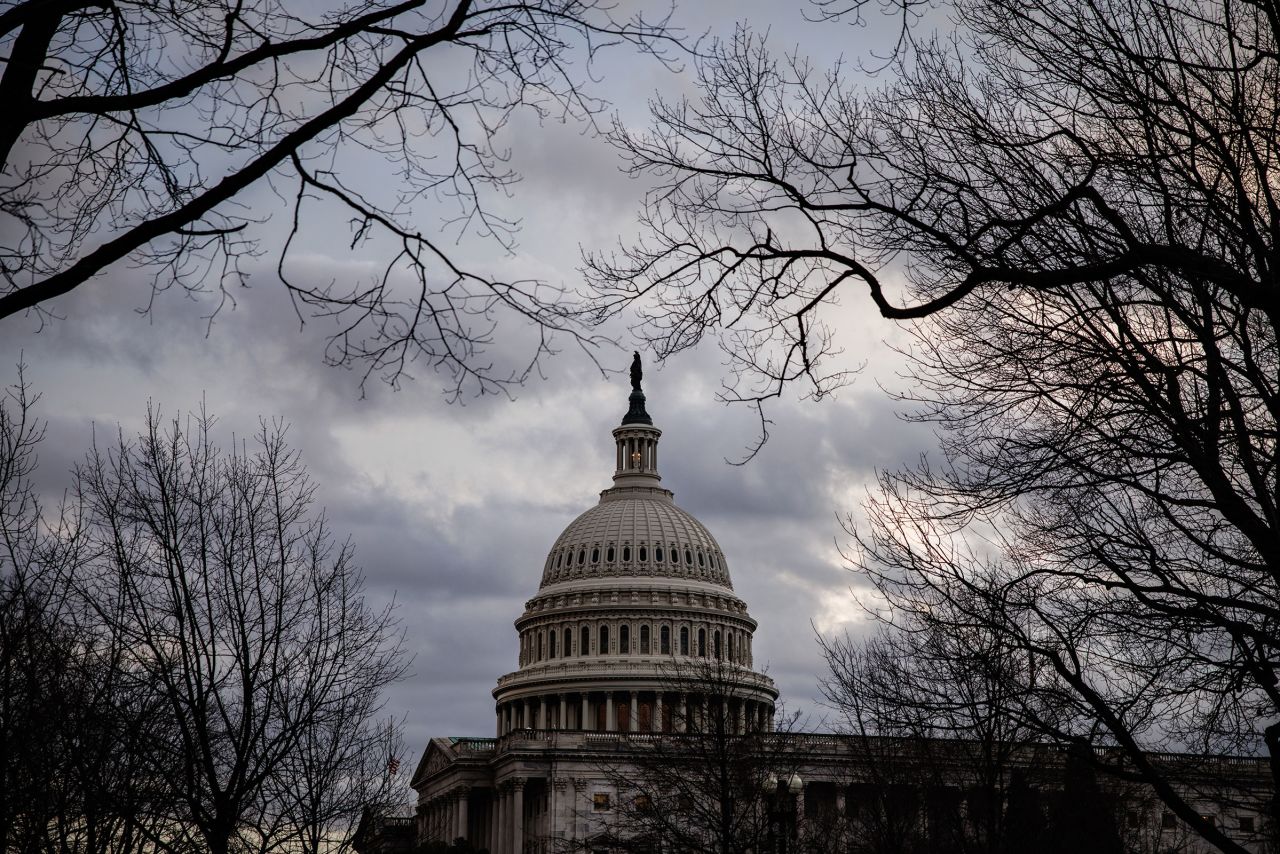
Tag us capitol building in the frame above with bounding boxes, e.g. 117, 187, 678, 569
355, 363, 1273, 854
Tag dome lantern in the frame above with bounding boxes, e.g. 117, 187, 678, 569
612, 353, 662, 487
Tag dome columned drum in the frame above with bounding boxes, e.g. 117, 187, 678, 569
491, 370, 778, 737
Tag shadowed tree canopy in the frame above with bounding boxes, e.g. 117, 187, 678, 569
0, 0, 680, 397
586, 0, 1280, 850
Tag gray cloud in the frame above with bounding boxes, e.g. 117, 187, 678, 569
0, 1, 931, 750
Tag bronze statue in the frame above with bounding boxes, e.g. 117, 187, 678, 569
630, 351, 642, 391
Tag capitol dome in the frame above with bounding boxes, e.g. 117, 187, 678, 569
491, 360, 777, 736
539, 488, 732, 588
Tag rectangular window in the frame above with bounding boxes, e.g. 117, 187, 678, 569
660, 625, 670, 654
1241, 816, 1255, 833
640, 625, 650, 653
593, 793, 611, 812
1161, 813, 1176, 829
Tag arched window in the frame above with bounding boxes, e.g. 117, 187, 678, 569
564, 627, 573, 657
623, 546, 631, 562
686, 549, 693, 565
672, 548, 680, 564
556, 552, 563, 568
728, 633, 735, 662
607, 546, 615, 562
550, 630, 557, 659
639, 546, 647, 562
698, 628, 707, 657
599, 625, 610, 654
640, 625, 650, 654
679, 627, 689, 656
698, 551, 705, 567
713, 630, 722, 660
578, 549, 586, 565
538, 630, 545, 661
581, 625, 590, 656
591, 547, 599, 563
655, 546, 664, 562
620, 624, 630, 654
660, 625, 671, 654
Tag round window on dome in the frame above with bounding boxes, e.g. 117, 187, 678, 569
622, 546, 631, 562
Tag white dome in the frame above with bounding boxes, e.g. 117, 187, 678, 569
539, 490, 732, 589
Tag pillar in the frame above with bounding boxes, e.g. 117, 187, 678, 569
581, 693, 590, 731
655, 692, 664, 733
735, 700, 744, 734
511, 779, 525, 854
679, 693, 688, 733
559, 694, 567, 731
524, 698, 533, 730
606, 693, 615, 732
456, 788, 469, 842
487, 791, 497, 854
495, 788, 506, 853
629, 691, 638, 731
538, 697, 546, 729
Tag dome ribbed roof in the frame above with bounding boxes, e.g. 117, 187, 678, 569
539, 491, 732, 589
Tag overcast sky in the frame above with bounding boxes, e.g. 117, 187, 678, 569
0, 1, 937, 761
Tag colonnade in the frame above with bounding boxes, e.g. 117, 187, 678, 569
496, 689, 773, 736
420, 779, 530, 852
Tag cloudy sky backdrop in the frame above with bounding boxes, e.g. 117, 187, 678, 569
1, 1, 936, 758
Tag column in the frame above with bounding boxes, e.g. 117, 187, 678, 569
486, 791, 497, 854
456, 788, 469, 842
655, 692, 664, 733
559, 694, 568, 731
524, 698, 533, 730
606, 693, 615, 732
512, 779, 525, 854
629, 691, 638, 732
495, 787, 506, 853
735, 701, 744, 734
581, 693, 590, 731
538, 697, 546, 729
679, 694, 688, 733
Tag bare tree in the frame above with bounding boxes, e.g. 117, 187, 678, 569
68, 409, 409, 854
820, 620, 1045, 854
0, 372, 173, 854
581, 658, 800, 854
1, 393, 409, 854
583, 0, 1280, 849
0, 0, 681, 396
